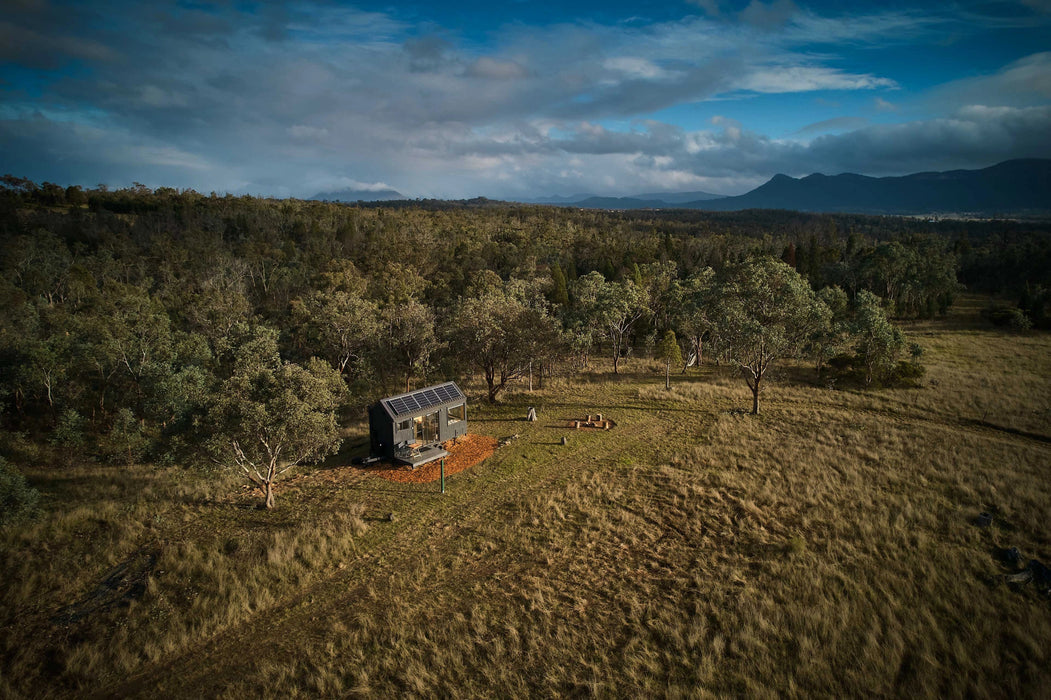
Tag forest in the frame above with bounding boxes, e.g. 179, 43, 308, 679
0, 176, 1049, 510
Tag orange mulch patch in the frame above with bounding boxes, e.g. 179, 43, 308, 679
356, 433, 499, 484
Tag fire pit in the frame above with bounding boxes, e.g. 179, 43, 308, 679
569, 414, 615, 430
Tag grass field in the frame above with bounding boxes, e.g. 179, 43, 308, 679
1, 299, 1050, 697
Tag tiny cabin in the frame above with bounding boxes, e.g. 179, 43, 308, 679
368, 382, 467, 465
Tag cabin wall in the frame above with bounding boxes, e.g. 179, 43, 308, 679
368, 404, 396, 458
368, 397, 468, 458
439, 403, 468, 442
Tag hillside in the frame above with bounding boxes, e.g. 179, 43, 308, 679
310, 187, 405, 202
531, 189, 723, 207
2, 301, 1049, 696
553, 160, 1051, 216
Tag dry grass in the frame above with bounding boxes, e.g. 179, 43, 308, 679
1, 301, 1049, 697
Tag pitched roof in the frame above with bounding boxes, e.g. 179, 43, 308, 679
378, 382, 465, 420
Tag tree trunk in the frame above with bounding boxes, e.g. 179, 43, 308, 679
264, 480, 275, 509
665, 361, 670, 389
751, 375, 761, 415
485, 364, 497, 403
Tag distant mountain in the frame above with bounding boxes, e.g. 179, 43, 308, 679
570, 196, 670, 210
529, 188, 723, 207
531, 193, 600, 204
689, 159, 1051, 215
543, 160, 1051, 216
632, 190, 723, 203
310, 187, 404, 202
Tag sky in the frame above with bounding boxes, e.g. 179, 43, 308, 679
1, 0, 1050, 199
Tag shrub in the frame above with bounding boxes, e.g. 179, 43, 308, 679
0, 457, 40, 526
985, 304, 1031, 331
101, 409, 151, 465
886, 360, 926, 387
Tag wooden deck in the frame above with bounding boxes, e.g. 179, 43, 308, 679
394, 444, 449, 469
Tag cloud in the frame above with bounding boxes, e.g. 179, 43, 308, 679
739, 65, 897, 93
671, 104, 1051, 178
405, 36, 453, 73
0, 112, 216, 188
316, 178, 396, 192
603, 57, 666, 80
0, 20, 117, 70
874, 97, 897, 111
288, 124, 329, 141
0, 0, 1047, 198
930, 52, 1051, 108
465, 57, 529, 80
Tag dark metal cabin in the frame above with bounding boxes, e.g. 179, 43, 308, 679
368, 382, 467, 466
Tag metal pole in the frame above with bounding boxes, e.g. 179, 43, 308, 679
440, 458, 445, 494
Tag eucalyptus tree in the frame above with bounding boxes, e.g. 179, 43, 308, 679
716, 257, 831, 414
670, 267, 717, 371
447, 275, 561, 403
290, 261, 379, 381
573, 271, 648, 374
655, 329, 683, 389
849, 290, 906, 385
813, 285, 850, 372
207, 324, 345, 509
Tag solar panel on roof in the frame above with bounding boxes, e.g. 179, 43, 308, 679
382, 382, 465, 418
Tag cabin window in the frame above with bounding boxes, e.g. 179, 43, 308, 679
397, 419, 410, 432
414, 411, 440, 444
448, 403, 465, 423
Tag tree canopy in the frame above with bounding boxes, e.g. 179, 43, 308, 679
0, 177, 1016, 500
716, 258, 832, 414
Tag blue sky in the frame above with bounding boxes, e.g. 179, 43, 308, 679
1, 0, 1049, 198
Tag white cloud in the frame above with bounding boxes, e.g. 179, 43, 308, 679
740, 65, 897, 93
319, 178, 396, 192
874, 97, 897, 111
603, 56, 666, 79
1, 0, 1048, 198
930, 52, 1051, 108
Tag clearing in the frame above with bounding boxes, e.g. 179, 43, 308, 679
1, 302, 1049, 697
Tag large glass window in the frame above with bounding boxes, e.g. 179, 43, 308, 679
448, 404, 465, 423
414, 411, 439, 444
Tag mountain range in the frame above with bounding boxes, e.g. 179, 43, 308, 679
530, 189, 724, 206
534, 160, 1051, 216
310, 187, 405, 202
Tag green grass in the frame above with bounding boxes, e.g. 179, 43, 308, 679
2, 303, 1050, 697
